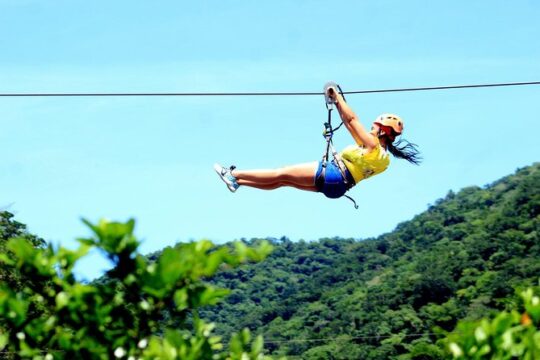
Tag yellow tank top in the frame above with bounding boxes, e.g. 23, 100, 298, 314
340, 139, 390, 184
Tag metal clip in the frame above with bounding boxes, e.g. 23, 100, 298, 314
323, 122, 332, 138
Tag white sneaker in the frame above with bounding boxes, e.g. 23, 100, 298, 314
214, 163, 239, 192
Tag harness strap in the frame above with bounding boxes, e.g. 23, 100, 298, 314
343, 195, 359, 209
320, 82, 358, 209
323, 106, 349, 185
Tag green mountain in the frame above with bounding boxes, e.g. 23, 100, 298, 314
1, 163, 538, 359
196, 163, 539, 359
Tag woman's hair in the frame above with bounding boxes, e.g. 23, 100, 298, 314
386, 137, 422, 165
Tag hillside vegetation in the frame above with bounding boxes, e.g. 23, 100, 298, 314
1, 163, 538, 359
199, 163, 539, 359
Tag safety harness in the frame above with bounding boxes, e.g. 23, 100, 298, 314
315, 83, 359, 209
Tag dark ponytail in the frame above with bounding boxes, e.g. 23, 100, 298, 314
387, 138, 422, 165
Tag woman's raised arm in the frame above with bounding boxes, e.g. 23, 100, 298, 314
328, 88, 377, 150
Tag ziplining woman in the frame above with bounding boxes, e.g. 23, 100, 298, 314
214, 83, 421, 202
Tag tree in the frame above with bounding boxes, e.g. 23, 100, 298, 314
0, 218, 276, 359
0, 211, 46, 292
444, 285, 540, 359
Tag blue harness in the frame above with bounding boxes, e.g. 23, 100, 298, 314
315, 160, 354, 199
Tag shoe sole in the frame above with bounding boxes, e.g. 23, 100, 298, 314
213, 163, 237, 192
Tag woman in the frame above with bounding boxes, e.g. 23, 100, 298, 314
214, 85, 421, 200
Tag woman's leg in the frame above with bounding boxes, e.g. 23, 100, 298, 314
232, 161, 319, 191
239, 180, 317, 192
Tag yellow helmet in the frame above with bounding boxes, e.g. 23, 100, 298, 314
374, 113, 404, 136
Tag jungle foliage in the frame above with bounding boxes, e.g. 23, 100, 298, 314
0, 216, 273, 359
444, 285, 540, 359
197, 163, 539, 359
0, 163, 538, 359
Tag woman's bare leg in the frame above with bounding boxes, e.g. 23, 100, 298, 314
232, 162, 318, 189
239, 180, 317, 192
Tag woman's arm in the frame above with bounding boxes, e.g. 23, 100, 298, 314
329, 88, 377, 150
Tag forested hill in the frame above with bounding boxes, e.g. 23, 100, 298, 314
1, 164, 537, 359
196, 163, 539, 359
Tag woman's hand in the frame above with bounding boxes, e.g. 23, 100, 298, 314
325, 86, 341, 104
324, 82, 344, 104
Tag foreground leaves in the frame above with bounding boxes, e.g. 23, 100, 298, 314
445, 285, 540, 359
0, 218, 274, 359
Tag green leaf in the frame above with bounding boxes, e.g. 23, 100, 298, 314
7, 296, 28, 326
251, 335, 264, 357
55, 291, 69, 310
7, 237, 36, 265
0, 333, 8, 350
57, 243, 91, 273
234, 242, 248, 262
82, 218, 139, 256
164, 329, 184, 349
199, 287, 230, 306
77, 237, 96, 246
0, 253, 14, 265
229, 332, 243, 355
203, 248, 227, 276
158, 247, 184, 284
173, 289, 188, 311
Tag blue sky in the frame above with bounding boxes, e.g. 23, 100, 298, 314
1, 0, 539, 280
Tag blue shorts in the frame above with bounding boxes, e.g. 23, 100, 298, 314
314, 161, 355, 199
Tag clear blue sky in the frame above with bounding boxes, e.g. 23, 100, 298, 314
1, 0, 539, 280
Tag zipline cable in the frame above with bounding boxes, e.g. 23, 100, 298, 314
0, 81, 539, 97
